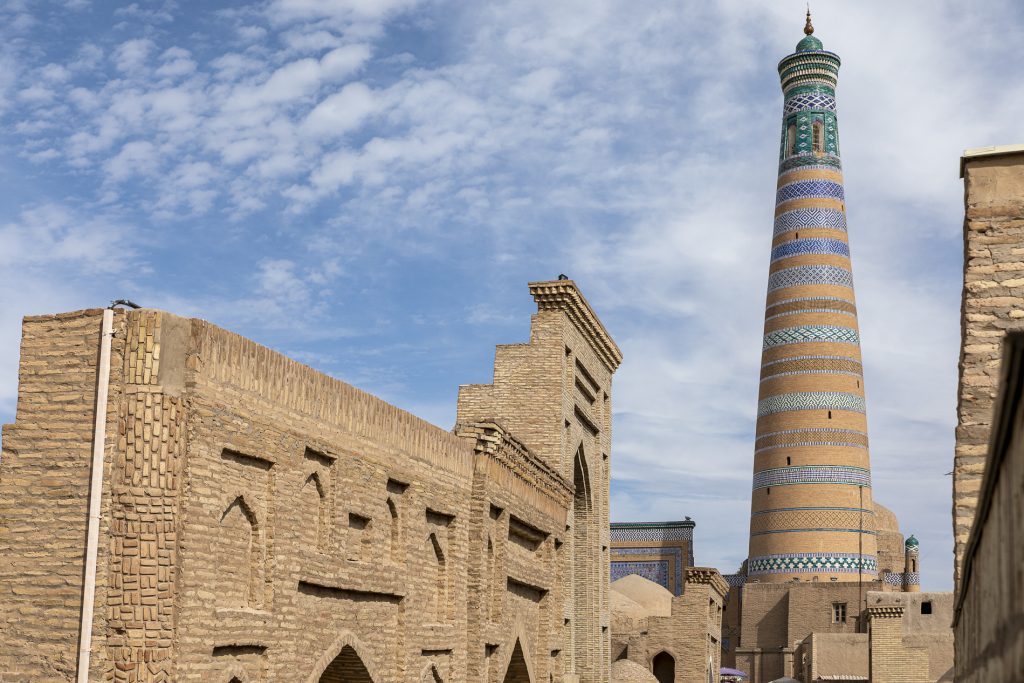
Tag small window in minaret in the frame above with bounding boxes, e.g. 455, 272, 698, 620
813, 121, 824, 154
787, 124, 797, 157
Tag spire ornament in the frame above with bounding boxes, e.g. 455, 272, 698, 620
804, 6, 814, 35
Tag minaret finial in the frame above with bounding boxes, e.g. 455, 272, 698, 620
804, 5, 814, 35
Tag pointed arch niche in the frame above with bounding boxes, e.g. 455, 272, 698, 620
218, 495, 265, 609
571, 446, 595, 677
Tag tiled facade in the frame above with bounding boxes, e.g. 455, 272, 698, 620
0, 279, 621, 683
747, 15, 877, 584
609, 521, 695, 596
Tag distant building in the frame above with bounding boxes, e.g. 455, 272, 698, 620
610, 520, 695, 596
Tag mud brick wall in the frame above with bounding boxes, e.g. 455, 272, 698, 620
955, 151, 1024, 585
0, 310, 117, 682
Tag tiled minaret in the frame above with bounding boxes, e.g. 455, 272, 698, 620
746, 12, 877, 583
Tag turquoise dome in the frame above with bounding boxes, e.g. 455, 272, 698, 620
796, 34, 823, 52
905, 535, 920, 549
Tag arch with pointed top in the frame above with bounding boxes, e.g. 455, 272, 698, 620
304, 631, 380, 683
218, 493, 264, 609
651, 650, 675, 683
499, 623, 536, 683
571, 444, 595, 676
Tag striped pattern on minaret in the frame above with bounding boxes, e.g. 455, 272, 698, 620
746, 26, 878, 582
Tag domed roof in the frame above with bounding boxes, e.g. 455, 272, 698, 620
796, 34, 823, 52
796, 9, 823, 52
610, 575, 673, 618
873, 501, 899, 531
611, 659, 659, 683
906, 534, 920, 549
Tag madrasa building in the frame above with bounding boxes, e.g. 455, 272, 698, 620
609, 14, 954, 683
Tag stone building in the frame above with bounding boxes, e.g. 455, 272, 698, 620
953, 146, 1024, 682
609, 570, 727, 683
0, 278, 621, 682
609, 521, 695, 596
954, 143, 1024, 584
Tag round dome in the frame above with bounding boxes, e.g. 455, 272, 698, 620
906, 534, 920, 549
796, 34, 823, 52
611, 659, 659, 683
610, 575, 673, 618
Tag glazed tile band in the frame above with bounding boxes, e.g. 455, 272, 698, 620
770, 237, 850, 262
748, 552, 877, 575
757, 391, 866, 416
767, 265, 854, 292
762, 325, 859, 349
776, 179, 845, 204
752, 464, 871, 489
774, 207, 846, 235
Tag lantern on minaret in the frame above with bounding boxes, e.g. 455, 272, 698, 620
746, 11, 878, 582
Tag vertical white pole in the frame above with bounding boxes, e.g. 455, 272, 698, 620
77, 308, 114, 683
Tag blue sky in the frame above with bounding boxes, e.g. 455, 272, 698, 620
1, 0, 1022, 591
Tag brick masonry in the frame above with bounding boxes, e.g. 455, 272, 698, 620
954, 149, 1024, 586
0, 278, 622, 683
954, 330, 1024, 682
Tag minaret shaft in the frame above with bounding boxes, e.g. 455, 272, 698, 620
746, 26, 877, 583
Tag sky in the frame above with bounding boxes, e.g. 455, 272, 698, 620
1, 0, 1022, 592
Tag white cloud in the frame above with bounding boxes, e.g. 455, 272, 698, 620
113, 38, 156, 73
0, 0, 1018, 591
302, 81, 378, 138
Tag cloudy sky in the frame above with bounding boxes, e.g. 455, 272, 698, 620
1, 0, 1021, 591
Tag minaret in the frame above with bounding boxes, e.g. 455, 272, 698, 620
746, 12, 877, 582
902, 535, 921, 592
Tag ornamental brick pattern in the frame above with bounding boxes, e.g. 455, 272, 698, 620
747, 23, 877, 583
0, 278, 621, 683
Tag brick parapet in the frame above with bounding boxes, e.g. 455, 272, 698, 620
528, 280, 622, 373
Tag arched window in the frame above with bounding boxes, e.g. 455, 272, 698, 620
813, 120, 824, 154
787, 124, 797, 157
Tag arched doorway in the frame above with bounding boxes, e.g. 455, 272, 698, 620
318, 645, 374, 683
502, 640, 532, 683
652, 651, 675, 683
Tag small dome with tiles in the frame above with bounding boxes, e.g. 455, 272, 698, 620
905, 534, 920, 550
796, 9, 823, 52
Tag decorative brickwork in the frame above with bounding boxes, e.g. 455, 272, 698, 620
0, 278, 620, 682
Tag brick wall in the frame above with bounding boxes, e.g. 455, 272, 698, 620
616, 568, 727, 683
867, 603, 930, 683
955, 150, 1024, 584
954, 332, 1024, 682
0, 310, 115, 682
0, 279, 620, 682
